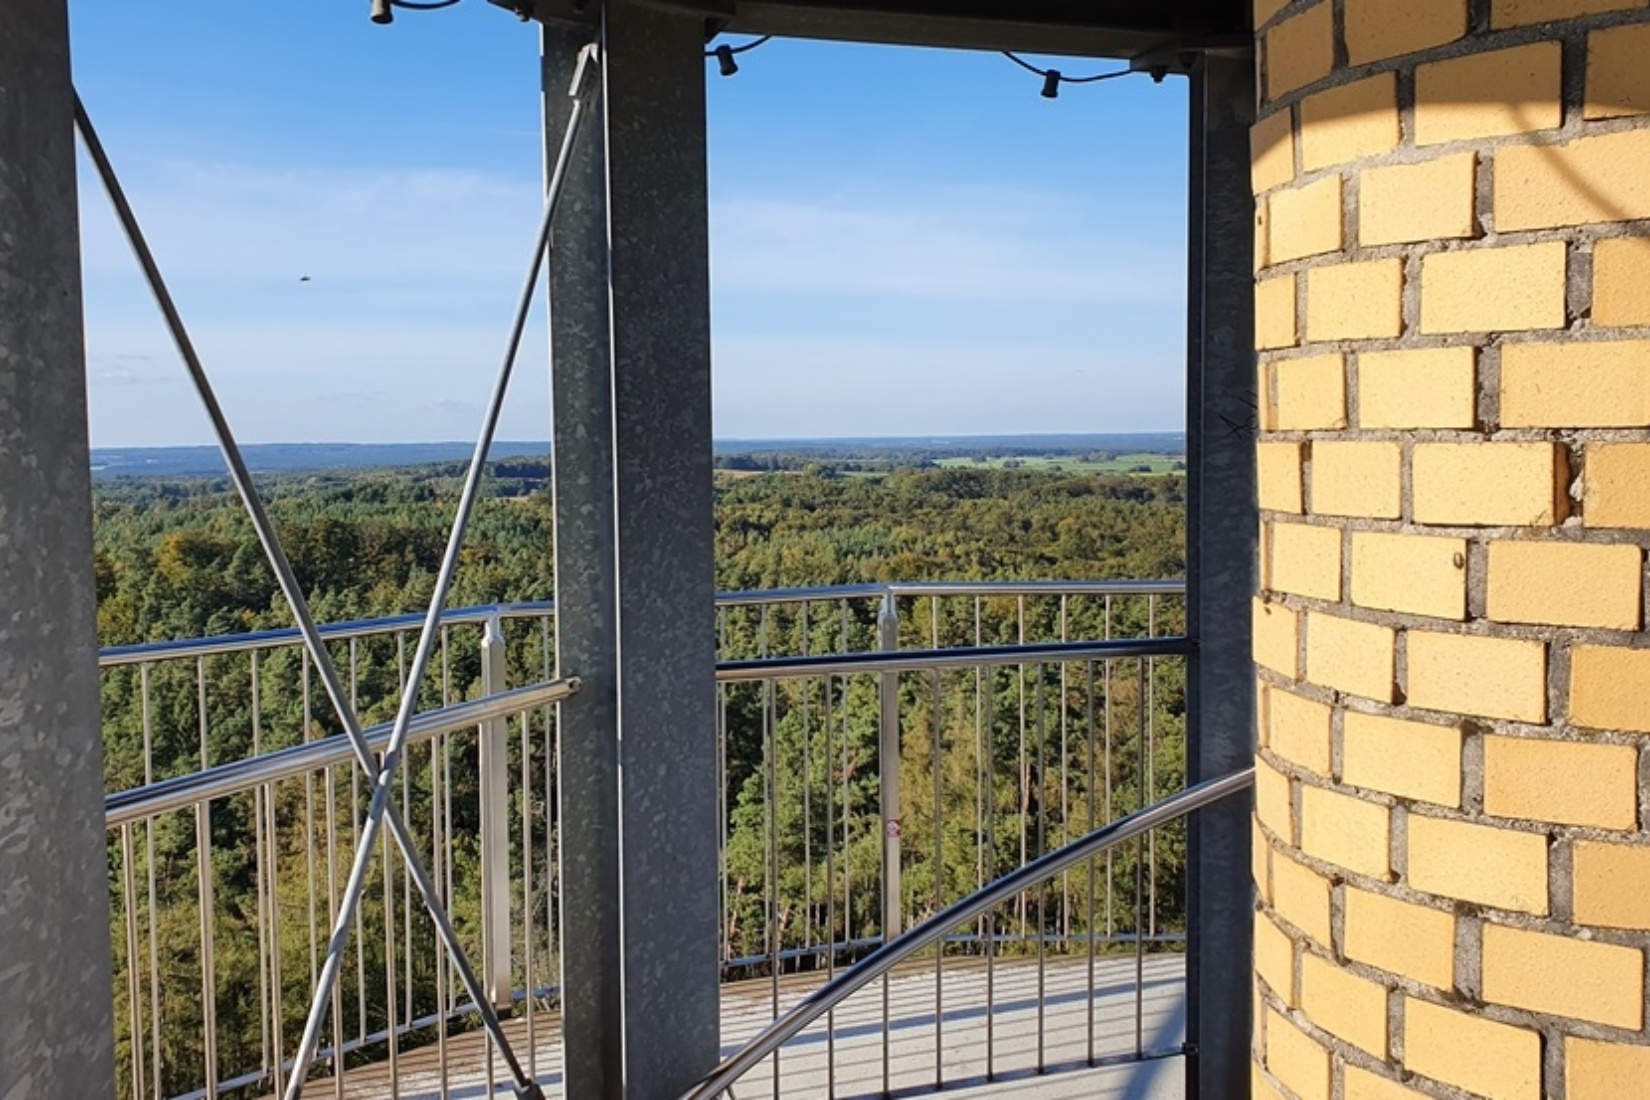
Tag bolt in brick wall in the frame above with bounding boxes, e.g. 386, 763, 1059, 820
1251, 4, 1650, 1094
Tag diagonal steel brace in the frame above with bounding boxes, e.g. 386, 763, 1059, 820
74, 38, 601, 1100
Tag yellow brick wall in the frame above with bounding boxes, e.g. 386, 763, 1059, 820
1252, 2, 1650, 1095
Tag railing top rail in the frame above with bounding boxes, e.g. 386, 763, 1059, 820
712, 579, 1185, 607
98, 601, 557, 668
716, 636, 1194, 682
98, 580, 1187, 667
679, 767, 1255, 1100
105, 678, 579, 827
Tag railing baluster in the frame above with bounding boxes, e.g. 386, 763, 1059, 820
120, 823, 144, 1100
195, 656, 219, 1098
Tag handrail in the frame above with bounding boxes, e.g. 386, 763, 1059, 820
678, 767, 1256, 1100
716, 636, 1194, 682
105, 677, 580, 826
98, 601, 557, 667
97, 580, 1185, 667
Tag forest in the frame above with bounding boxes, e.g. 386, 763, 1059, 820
94, 458, 1188, 1098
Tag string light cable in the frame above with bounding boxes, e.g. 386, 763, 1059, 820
707, 35, 773, 76
1001, 50, 1139, 98
372, 0, 464, 24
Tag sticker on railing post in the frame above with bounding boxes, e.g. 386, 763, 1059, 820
886, 819, 902, 840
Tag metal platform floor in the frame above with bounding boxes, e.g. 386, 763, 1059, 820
293, 954, 1186, 1099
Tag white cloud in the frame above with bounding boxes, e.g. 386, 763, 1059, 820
79, 157, 1184, 445
710, 186, 1182, 306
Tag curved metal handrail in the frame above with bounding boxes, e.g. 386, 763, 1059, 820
105, 677, 580, 826
679, 767, 1255, 1100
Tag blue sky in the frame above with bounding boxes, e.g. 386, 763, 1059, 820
70, 1, 1188, 447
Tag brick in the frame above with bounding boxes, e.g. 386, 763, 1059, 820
1266, 2, 1334, 100
1300, 74, 1401, 172
1573, 840, 1650, 930
1482, 922, 1644, 1029
1301, 784, 1392, 878
1255, 598, 1302, 678
1254, 0, 1292, 28
1359, 154, 1477, 247
1420, 243, 1568, 334
1307, 613, 1396, 702
1402, 997, 1541, 1100
1350, 533, 1468, 621
1265, 1007, 1330, 1100
1412, 442, 1566, 527
1567, 1038, 1650, 1100
1268, 522, 1343, 601
1343, 887, 1456, 989
1484, 735, 1639, 829
1501, 340, 1650, 428
1342, 710, 1463, 807
1589, 23, 1650, 120
1407, 814, 1548, 912
1270, 176, 1344, 263
1258, 276, 1299, 350
1311, 441, 1401, 519
1345, 0, 1466, 64
1274, 354, 1346, 429
1498, 130, 1650, 230
1344, 1065, 1425, 1100
1301, 952, 1390, 1057
1256, 200, 1272, 272
1307, 260, 1404, 342
1486, 540, 1642, 630
1255, 911, 1295, 1004
1268, 685, 1333, 775
1259, 442, 1305, 513
1583, 443, 1650, 528
1494, 0, 1648, 27
1406, 631, 1547, 723
1571, 645, 1650, 733
1253, 1061, 1289, 1100
1594, 237, 1650, 327
1358, 347, 1476, 430
1415, 43, 1562, 145
1253, 109, 1296, 194
1254, 818, 1273, 904
1257, 755, 1295, 840
1273, 852, 1333, 944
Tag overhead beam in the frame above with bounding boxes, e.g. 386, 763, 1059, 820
504, 0, 1246, 59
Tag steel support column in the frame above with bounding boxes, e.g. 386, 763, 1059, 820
0, 3, 117, 1097
1183, 49, 1258, 1100
546, 6, 720, 1097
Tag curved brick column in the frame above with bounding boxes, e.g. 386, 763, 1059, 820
1251, 2, 1650, 1098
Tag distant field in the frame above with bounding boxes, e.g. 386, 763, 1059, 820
934, 452, 1185, 474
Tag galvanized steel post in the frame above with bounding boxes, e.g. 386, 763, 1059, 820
0, 1, 117, 1095
545, 4, 719, 1095
1184, 47, 1259, 1100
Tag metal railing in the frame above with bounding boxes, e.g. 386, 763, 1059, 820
100, 579, 1187, 1100
683, 768, 1255, 1099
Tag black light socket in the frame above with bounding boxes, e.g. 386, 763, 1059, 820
1040, 70, 1061, 98
715, 44, 739, 77
371, 0, 394, 23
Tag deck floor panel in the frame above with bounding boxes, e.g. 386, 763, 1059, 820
285, 954, 1186, 1099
